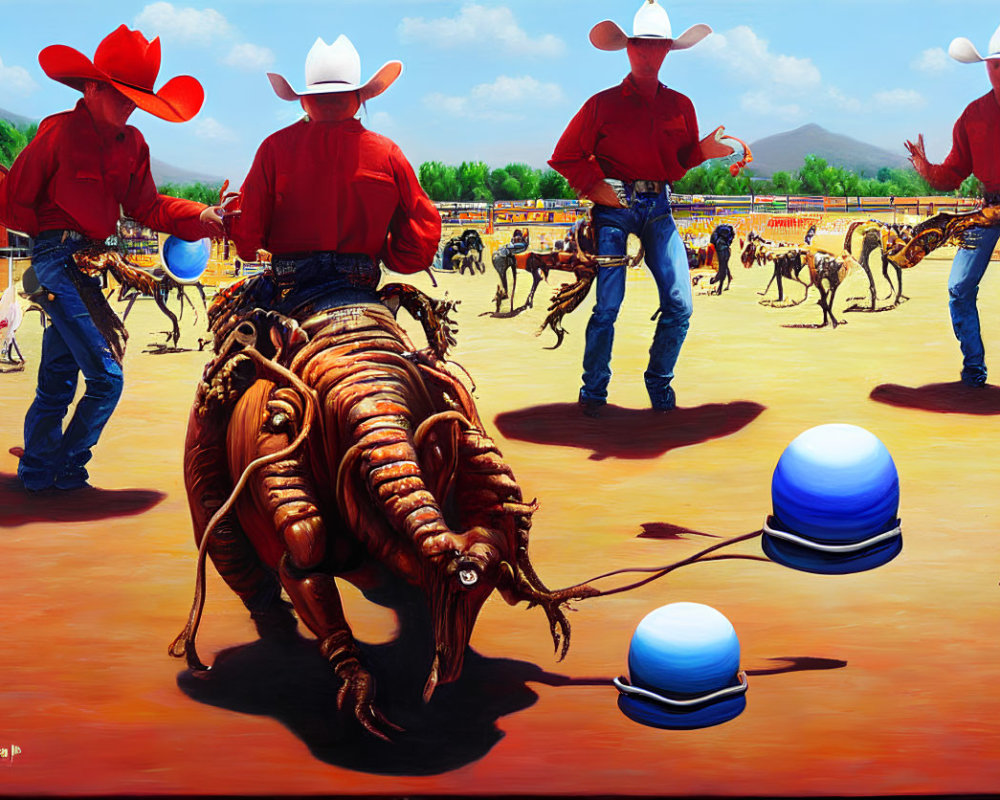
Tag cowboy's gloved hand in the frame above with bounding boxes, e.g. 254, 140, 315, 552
587, 180, 627, 209
904, 134, 931, 179
698, 125, 736, 162
200, 205, 226, 237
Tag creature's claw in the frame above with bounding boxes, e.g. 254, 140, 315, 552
334, 656, 403, 741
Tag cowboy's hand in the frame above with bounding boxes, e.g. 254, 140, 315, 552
699, 125, 736, 161
904, 134, 930, 178
587, 180, 626, 209
200, 205, 225, 236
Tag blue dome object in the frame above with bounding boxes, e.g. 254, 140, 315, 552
616, 602, 747, 729
765, 423, 902, 574
161, 236, 211, 284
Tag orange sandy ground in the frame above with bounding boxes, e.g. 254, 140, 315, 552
2, 236, 1000, 797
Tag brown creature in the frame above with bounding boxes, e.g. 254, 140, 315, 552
746, 237, 811, 305
490, 245, 583, 314
172, 277, 593, 739
73, 244, 205, 350
842, 220, 913, 311
804, 249, 862, 328
535, 220, 644, 349
888, 204, 1000, 269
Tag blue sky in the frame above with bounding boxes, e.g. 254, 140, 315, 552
1, 0, 998, 184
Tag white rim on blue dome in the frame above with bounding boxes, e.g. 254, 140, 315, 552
613, 671, 748, 708
763, 518, 902, 553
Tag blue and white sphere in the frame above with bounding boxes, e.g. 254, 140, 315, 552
765, 423, 902, 574
161, 236, 211, 284
772, 423, 898, 542
617, 602, 746, 729
628, 602, 740, 695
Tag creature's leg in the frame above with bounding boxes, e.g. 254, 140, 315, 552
642, 210, 692, 409
776, 270, 785, 302
580, 212, 630, 405
861, 245, 877, 310
947, 226, 1000, 386
153, 289, 182, 346
526, 266, 544, 308
184, 399, 294, 641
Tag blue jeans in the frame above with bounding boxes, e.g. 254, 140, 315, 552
580, 193, 692, 408
18, 238, 124, 490
948, 225, 1000, 386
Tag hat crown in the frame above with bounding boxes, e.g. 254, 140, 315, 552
93, 25, 160, 91
633, 0, 672, 38
305, 35, 361, 90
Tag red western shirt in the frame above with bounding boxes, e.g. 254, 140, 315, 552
548, 75, 702, 196
926, 91, 1000, 193
0, 100, 209, 240
230, 117, 441, 274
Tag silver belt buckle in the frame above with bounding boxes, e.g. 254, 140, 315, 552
633, 180, 660, 195
605, 179, 629, 206
273, 259, 296, 277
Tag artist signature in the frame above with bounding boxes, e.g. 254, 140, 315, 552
1, 745, 22, 764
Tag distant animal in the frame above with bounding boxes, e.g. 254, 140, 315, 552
843, 220, 913, 310
806, 249, 862, 328
683, 239, 714, 270
743, 234, 811, 304
441, 229, 486, 273
708, 223, 736, 294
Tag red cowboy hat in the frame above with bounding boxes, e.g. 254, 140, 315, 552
38, 25, 204, 123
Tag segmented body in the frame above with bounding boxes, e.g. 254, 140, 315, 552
176, 280, 581, 729
888, 204, 1000, 269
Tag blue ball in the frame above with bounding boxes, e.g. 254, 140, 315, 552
617, 602, 746, 729
628, 602, 741, 696
161, 236, 211, 284
772, 423, 899, 543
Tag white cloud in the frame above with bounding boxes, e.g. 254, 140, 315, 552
400, 4, 564, 57
825, 86, 863, 113
368, 111, 394, 130
134, 2, 232, 47
873, 88, 926, 109
700, 26, 821, 90
912, 47, 950, 73
425, 74, 564, 121
223, 43, 275, 71
193, 116, 238, 142
0, 55, 37, 96
738, 90, 802, 121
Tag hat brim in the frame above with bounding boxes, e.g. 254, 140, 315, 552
948, 37, 1000, 63
38, 43, 204, 122
589, 21, 711, 52
268, 60, 402, 103
762, 515, 903, 575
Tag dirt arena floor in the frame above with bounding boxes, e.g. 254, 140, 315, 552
2, 236, 1000, 797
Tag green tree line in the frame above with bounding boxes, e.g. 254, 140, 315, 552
673, 154, 983, 199
418, 160, 576, 202
0, 119, 39, 169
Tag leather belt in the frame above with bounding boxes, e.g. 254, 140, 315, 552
36, 229, 87, 243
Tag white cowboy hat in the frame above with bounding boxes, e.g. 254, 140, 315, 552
948, 23, 1000, 63
267, 35, 402, 102
590, 0, 711, 52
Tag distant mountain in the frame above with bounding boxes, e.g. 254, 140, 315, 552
0, 106, 33, 127
1, 106, 222, 185
747, 123, 910, 177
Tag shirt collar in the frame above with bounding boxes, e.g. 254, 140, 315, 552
621, 74, 664, 99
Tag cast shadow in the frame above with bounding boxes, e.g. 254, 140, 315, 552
0, 472, 165, 527
870, 381, 1000, 415
493, 400, 765, 460
746, 656, 847, 676
177, 574, 608, 776
637, 522, 721, 540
